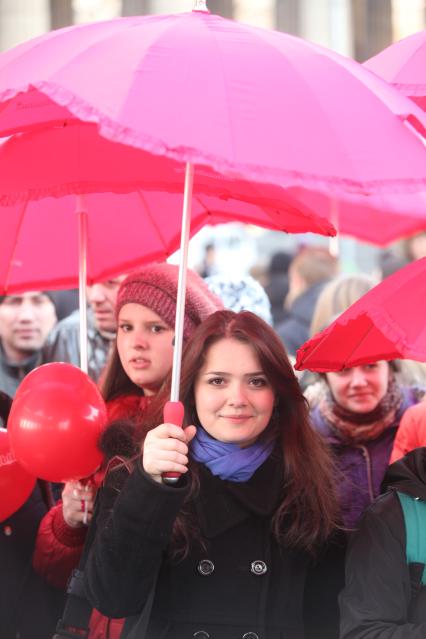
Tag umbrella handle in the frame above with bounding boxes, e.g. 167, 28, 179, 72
162, 401, 185, 485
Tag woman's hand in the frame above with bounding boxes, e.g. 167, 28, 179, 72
142, 423, 197, 484
62, 480, 96, 528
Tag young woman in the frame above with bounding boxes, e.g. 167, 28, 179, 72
84, 310, 343, 639
32, 263, 222, 639
310, 362, 423, 530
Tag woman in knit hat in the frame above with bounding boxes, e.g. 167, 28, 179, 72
32, 263, 223, 639
102, 264, 223, 407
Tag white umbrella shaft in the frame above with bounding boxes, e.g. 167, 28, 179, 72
170, 162, 194, 402
329, 198, 340, 258
76, 197, 88, 374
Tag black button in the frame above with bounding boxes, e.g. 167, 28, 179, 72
242, 633, 260, 639
197, 559, 215, 576
193, 632, 210, 638
250, 560, 267, 576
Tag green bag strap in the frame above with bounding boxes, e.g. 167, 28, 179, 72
397, 491, 426, 586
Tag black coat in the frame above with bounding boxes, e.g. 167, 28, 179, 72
276, 282, 328, 357
0, 481, 65, 639
340, 448, 426, 638
85, 454, 344, 639
0, 394, 65, 639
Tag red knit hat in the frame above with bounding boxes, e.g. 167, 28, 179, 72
116, 263, 223, 340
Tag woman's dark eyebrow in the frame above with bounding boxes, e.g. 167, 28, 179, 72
203, 370, 265, 376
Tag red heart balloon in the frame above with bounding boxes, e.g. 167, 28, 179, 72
0, 428, 36, 521
8, 363, 107, 482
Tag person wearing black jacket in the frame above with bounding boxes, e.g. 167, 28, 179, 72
340, 447, 426, 638
84, 310, 344, 639
0, 391, 64, 639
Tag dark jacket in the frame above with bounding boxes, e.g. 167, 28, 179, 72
41, 308, 113, 383
276, 281, 327, 356
264, 273, 289, 328
310, 387, 420, 529
33, 395, 148, 639
0, 342, 40, 397
340, 448, 426, 638
85, 453, 344, 639
0, 391, 64, 639
0, 481, 65, 639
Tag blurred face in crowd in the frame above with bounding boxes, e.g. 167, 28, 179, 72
325, 362, 390, 414
408, 232, 426, 261
117, 304, 174, 395
0, 292, 57, 362
194, 338, 275, 447
87, 276, 127, 334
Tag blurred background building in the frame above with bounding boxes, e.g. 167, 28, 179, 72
0, 0, 425, 276
2, 0, 425, 57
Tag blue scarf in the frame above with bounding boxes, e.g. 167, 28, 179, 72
190, 427, 274, 482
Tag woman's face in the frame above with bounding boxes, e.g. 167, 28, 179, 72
325, 362, 390, 414
194, 338, 275, 448
117, 303, 174, 395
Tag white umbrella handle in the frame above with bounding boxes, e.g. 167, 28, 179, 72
170, 162, 194, 402
76, 195, 88, 374
162, 162, 194, 485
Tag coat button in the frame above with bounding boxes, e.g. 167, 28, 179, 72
3, 525, 12, 536
193, 632, 210, 638
197, 559, 215, 576
250, 560, 267, 576
242, 633, 260, 639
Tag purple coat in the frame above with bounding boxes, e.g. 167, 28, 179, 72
310, 388, 421, 530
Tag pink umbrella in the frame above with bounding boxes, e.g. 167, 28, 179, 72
0, 7, 426, 199
365, 30, 426, 111
295, 257, 426, 372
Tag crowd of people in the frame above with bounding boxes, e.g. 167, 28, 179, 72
1, 240, 426, 639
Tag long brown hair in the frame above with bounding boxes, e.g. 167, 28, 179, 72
142, 310, 339, 555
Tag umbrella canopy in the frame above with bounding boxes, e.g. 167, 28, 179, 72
1, 9, 426, 199
284, 186, 426, 246
0, 122, 336, 294
295, 257, 426, 372
365, 30, 426, 111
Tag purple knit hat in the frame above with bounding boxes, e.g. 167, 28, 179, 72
116, 263, 223, 340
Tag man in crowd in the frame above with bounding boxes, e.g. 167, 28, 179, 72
0, 291, 57, 397
0, 291, 62, 639
277, 247, 338, 357
42, 276, 126, 381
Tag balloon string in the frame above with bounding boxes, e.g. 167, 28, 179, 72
83, 499, 88, 526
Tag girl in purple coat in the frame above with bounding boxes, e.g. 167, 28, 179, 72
310, 361, 423, 529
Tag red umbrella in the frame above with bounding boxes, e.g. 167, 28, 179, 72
365, 30, 426, 111
283, 186, 426, 246
295, 257, 426, 372
0, 121, 335, 380
0, 123, 334, 294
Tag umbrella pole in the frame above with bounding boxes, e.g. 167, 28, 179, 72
329, 198, 340, 257
76, 195, 89, 374
161, 162, 194, 485
170, 161, 194, 402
